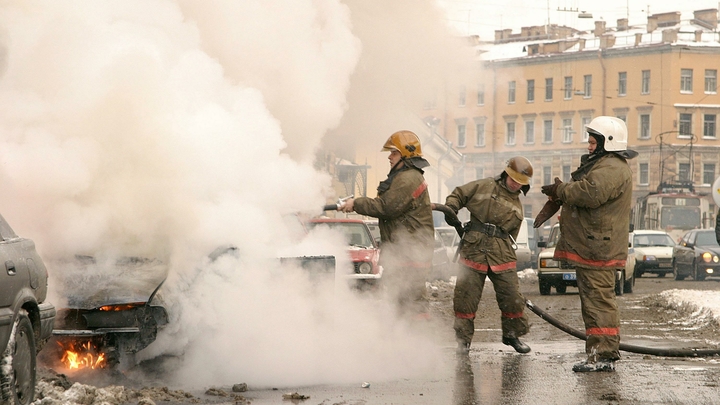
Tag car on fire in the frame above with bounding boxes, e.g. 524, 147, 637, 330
537, 223, 635, 295
307, 218, 382, 288
0, 212, 56, 405
48, 257, 169, 370
672, 229, 720, 281
628, 230, 676, 278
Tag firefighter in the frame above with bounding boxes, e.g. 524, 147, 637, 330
445, 156, 533, 354
339, 130, 434, 316
541, 116, 638, 372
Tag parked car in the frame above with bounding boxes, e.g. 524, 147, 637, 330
514, 219, 533, 270
628, 230, 676, 278
307, 218, 382, 288
430, 229, 452, 280
672, 229, 720, 281
0, 212, 56, 404
537, 223, 634, 295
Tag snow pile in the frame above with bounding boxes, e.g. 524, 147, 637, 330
33, 381, 204, 405
658, 289, 720, 324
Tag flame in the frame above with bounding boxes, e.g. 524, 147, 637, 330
99, 303, 142, 311
58, 340, 107, 370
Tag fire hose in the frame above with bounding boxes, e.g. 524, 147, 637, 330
431, 203, 720, 358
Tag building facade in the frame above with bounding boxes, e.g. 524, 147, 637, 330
424, 9, 720, 228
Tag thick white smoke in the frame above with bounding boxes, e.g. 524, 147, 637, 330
0, 0, 468, 389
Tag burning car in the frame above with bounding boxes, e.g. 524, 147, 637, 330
0, 212, 56, 405
47, 256, 169, 370
307, 218, 382, 288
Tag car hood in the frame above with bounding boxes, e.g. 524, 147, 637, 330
634, 246, 674, 258
698, 246, 720, 255
347, 246, 379, 262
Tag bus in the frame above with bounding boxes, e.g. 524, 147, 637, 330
631, 182, 715, 242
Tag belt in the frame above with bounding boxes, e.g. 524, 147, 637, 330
467, 222, 509, 239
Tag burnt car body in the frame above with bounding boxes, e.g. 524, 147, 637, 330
0, 212, 56, 405
49, 257, 168, 368
672, 229, 720, 281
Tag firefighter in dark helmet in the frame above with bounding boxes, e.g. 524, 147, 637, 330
340, 130, 434, 316
445, 156, 534, 354
540, 116, 637, 372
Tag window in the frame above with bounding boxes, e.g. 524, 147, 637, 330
703, 163, 716, 185
477, 84, 485, 105
562, 118, 572, 143
583, 75, 592, 97
678, 163, 691, 182
545, 78, 553, 101
618, 72, 627, 96
506, 122, 516, 145
564, 76, 572, 99
524, 204, 532, 218
562, 165, 571, 182
616, 115, 626, 123
457, 123, 466, 147
508, 81, 516, 103
639, 163, 649, 185
679, 113, 693, 136
703, 114, 716, 138
639, 114, 651, 139
543, 119, 553, 143
705, 69, 717, 93
543, 166, 552, 185
475, 122, 485, 146
581, 116, 591, 141
525, 121, 535, 144
681, 69, 693, 93
641, 70, 650, 94
527, 79, 535, 102
475, 167, 484, 179
458, 85, 466, 106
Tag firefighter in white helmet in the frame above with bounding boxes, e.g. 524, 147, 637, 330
540, 116, 638, 372
445, 156, 534, 354
340, 130, 434, 317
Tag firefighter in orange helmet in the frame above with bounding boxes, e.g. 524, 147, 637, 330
445, 156, 534, 354
340, 130, 434, 316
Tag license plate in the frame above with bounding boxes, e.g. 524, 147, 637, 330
659, 263, 672, 268
563, 273, 576, 280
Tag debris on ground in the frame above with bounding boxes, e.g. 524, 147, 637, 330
232, 383, 248, 392
205, 387, 228, 396
282, 391, 310, 400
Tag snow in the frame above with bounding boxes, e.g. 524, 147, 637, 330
659, 289, 720, 323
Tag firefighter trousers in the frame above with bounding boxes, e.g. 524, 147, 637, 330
576, 265, 621, 361
453, 263, 529, 345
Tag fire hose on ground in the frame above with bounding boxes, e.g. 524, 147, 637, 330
431, 203, 720, 358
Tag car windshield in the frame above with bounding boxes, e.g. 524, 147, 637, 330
633, 234, 675, 247
695, 231, 720, 247
309, 222, 374, 247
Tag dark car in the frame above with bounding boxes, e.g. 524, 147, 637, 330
0, 213, 56, 405
672, 229, 720, 281
308, 218, 382, 288
48, 257, 168, 370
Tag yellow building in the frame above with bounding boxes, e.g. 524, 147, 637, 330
424, 9, 720, 226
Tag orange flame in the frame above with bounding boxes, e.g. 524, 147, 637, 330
58, 340, 107, 370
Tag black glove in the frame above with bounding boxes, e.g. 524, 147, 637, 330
541, 177, 563, 200
534, 199, 562, 228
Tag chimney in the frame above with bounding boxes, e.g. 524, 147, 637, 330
594, 20, 606, 36
647, 16, 658, 32
693, 9, 718, 29
617, 18, 629, 31
695, 30, 703, 42
635, 32, 643, 46
600, 33, 616, 49
662, 28, 678, 43
495, 30, 505, 42
578, 38, 586, 51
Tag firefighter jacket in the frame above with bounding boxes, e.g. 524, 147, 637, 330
554, 153, 633, 269
445, 176, 523, 272
353, 165, 434, 267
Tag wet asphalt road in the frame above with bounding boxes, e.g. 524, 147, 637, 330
198, 275, 720, 405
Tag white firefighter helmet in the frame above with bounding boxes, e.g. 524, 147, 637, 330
712, 176, 720, 206
585, 116, 628, 152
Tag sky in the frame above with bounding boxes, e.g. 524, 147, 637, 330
438, 0, 720, 40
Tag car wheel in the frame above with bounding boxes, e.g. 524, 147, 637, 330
673, 260, 686, 281
623, 271, 634, 294
634, 265, 643, 278
614, 270, 624, 296
1, 310, 36, 405
556, 284, 567, 294
658, 272, 666, 278
694, 261, 706, 281
539, 280, 551, 295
